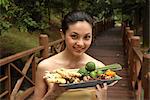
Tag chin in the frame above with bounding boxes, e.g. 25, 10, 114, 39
72, 51, 84, 57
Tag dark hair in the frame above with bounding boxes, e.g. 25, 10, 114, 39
61, 11, 93, 34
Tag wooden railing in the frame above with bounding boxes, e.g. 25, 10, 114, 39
122, 22, 150, 100
0, 20, 114, 100
0, 35, 65, 100
94, 19, 114, 35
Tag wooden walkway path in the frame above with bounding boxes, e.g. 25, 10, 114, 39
87, 27, 135, 100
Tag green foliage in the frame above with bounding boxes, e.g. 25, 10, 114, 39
0, 0, 146, 34
1, 0, 115, 34
0, 16, 12, 34
0, 28, 38, 55
0, 0, 10, 10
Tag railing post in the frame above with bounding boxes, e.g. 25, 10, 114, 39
123, 27, 130, 54
130, 36, 141, 89
39, 34, 49, 59
127, 30, 134, 65
131, 36, 140, 47
131, 36, 141, 78
127, 30, 134, 39
141, 54, 150, 100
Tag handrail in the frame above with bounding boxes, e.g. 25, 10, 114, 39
0, 46, 44, 66
122, 22, 150, 100
49, 38, 64, 47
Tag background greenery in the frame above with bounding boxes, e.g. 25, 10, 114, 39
0, 0, 148, 58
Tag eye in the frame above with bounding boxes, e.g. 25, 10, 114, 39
84, 35, 91, 40
71, 34, 78, 39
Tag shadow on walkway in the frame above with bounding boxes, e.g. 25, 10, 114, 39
87, 27, 135, 100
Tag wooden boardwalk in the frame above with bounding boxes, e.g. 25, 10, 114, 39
87, 27, 135, 100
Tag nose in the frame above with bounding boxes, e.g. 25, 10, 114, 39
76, 39, 84, 47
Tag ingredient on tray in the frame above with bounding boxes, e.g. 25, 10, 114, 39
43, 68, 82, 84
105, 69, 116, 77
85, 61, 96, 71
43, 62, 122, 85
98, 63, 122, 71
97, 70, 104, 75
78, 67, 89, 76
89, 71, 97, 78
77, 61, 119, 80
43, 71, 66, 83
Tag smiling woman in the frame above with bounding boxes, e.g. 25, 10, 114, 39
33, 11, 106, 100
64, 21, 92, 56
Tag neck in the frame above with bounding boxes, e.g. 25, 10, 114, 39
61, 48, 86, 69
63, 48, 84, 61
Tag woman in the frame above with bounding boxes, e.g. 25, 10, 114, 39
34, 11, 107, 100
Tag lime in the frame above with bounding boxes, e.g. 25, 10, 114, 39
97, 70, 103, 75
85, 61, 96, 71
78, 67, 89, 76
90, 71, 97, 78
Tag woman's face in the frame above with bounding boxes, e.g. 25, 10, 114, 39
65, 21, 92, 56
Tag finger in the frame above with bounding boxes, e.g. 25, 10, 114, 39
96, 84, 101, 90
96, 84, 107, 91
103, 83, 107, 90
96, 84, 107, 100
107, 81, 118, 87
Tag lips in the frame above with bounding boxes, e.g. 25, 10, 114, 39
73, 47, 85, 52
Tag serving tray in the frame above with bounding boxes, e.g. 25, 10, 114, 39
59, 75, 122, 89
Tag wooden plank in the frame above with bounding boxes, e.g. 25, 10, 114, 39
4, 64, 9, 99
0, 90, 9, 98
49, 38, 64, 47
0, 46, 43, 66
8, 64, 11, 97
10, 63, 34, 85
10, 77, 24, 100
135, 58, 142, 79
10, 55, 35, 100
22, 55, 34, 74
54, 42, 64, 53
31, 56, 36, 83
16, 87, 34, 100
0, 76, 8, 82
39, 35, 49, 58
133, 47, 143, 62
141, 54, 150, 100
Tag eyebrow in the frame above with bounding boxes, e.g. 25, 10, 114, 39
72, 32, 91, 35
85, 33, 91, 35
72, 32, 78, 35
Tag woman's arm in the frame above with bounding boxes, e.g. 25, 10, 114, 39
34, 62, 67, 100
34, 64, 47, 100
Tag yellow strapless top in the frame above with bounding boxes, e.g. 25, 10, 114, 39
57, 87, 97, 100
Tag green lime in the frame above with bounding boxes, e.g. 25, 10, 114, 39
90, 71, 97, 78
97, 70, 103, 75
78, 67, 89, 76
85, 61, 96, 71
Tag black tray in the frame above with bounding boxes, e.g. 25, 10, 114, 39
59, 75, 122, 89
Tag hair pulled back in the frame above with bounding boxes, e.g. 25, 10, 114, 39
61, 11, 93, 34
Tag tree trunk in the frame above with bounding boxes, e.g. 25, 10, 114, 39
48, 0, 51, 22
143, 0, 150, 48
134, 7, 140, 35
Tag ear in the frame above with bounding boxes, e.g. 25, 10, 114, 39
60, 29, 65, 39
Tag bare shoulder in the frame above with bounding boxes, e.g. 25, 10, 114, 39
84, 54, 105, 67
37, 52, 63, 72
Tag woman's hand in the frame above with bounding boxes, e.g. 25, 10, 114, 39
95, 81, 118, 100
43, 83, 68, 100
96, 83, 107, 100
